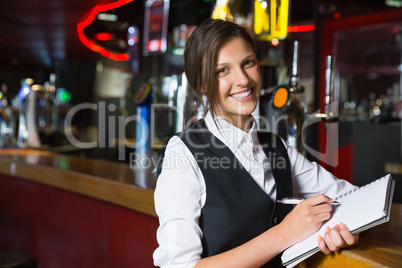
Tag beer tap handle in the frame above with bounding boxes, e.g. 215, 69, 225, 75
325, 55, 332, 106
318, 55, 338, 123
290, 41, 303, 93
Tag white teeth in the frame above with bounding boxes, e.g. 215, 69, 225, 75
231, 89, 252, 99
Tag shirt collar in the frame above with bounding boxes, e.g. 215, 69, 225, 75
204, 111, 258, 151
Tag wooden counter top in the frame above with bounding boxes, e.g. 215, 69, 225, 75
0, 148, 157, 217
385, 162, 402, 175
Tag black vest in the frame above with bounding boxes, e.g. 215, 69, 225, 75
157, 119, 293, 267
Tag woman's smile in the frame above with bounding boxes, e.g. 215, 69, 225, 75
229, 88, 254, 101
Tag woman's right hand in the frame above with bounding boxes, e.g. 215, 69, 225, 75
278, 194, 333, 247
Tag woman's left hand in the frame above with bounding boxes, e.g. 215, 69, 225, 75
317, 222, 359, 254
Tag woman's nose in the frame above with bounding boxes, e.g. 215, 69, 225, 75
234, 68, 249, 86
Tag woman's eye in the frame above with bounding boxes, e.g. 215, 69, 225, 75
216, 67, 227, 74
244, 59, 256, 67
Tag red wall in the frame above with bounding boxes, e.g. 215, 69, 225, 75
0, 174, 159, 268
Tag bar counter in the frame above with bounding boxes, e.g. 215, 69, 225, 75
1, 148, 401, 268
0, 148, 159, 268
0, 148, 157, 217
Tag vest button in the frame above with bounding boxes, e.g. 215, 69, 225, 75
273, 217, 278, 224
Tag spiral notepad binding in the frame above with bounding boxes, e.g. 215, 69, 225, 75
334, 178, 381, 201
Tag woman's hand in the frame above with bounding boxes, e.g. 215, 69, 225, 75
318, 222, 359, 254
279, 194, 334, 246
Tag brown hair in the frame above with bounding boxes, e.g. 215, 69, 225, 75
184, 19, 256, 120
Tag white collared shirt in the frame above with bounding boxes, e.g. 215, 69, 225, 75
153, 112, 355, 268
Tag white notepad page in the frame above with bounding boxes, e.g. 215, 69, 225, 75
281, 174, 394, 267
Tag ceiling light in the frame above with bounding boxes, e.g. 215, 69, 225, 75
385, 0, 402, 7
32, 84, 45, 91
97, 13, 118, 21
271, 38, 279, 46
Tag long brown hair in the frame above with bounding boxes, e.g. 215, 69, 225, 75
184, 19, 256, 121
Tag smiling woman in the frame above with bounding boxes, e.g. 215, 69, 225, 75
153, 18, 359, 268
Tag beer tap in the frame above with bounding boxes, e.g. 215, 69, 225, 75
289, 41, 304, 94
273, 41, 307, 153
316, 55, 338, 123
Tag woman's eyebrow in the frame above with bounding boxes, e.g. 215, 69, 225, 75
215, 62, 228, 67
215, 54, 256, 67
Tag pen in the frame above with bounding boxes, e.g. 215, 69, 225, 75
277, 197, 340, 205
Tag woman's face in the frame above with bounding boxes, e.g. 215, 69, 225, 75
214, 37, 261, 126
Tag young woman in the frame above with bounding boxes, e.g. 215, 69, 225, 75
153, 19, 358, 268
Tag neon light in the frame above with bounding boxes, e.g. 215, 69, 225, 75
128, 36, 139, 46
147, 40, 162, 52
287, 24, 316, 33
275, 0, 289, 37
211, 0, 231, 20
77, 0, 133, 61
18, 85, 30, 99
128, 26, 136, 34
271, 38, 279, 46
254, 0, 289, 41
95, 32, 113, 41
254, 0, 269, 35
334, 13, 341, 19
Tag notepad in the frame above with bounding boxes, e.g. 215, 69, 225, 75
281, 174, 395, 268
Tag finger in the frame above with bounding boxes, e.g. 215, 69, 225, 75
323, 226, 339, 251
313, 203, 333, 216
315, 211, 332, 222
306, 194, 332, 207
329, 227, 344, 248
304, 203, 332, 217
339, 222, 358, 245
318, 235, 330, 255
314, 203, 333, 213
309, 204, 332, 222
332, 224, 340, 232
